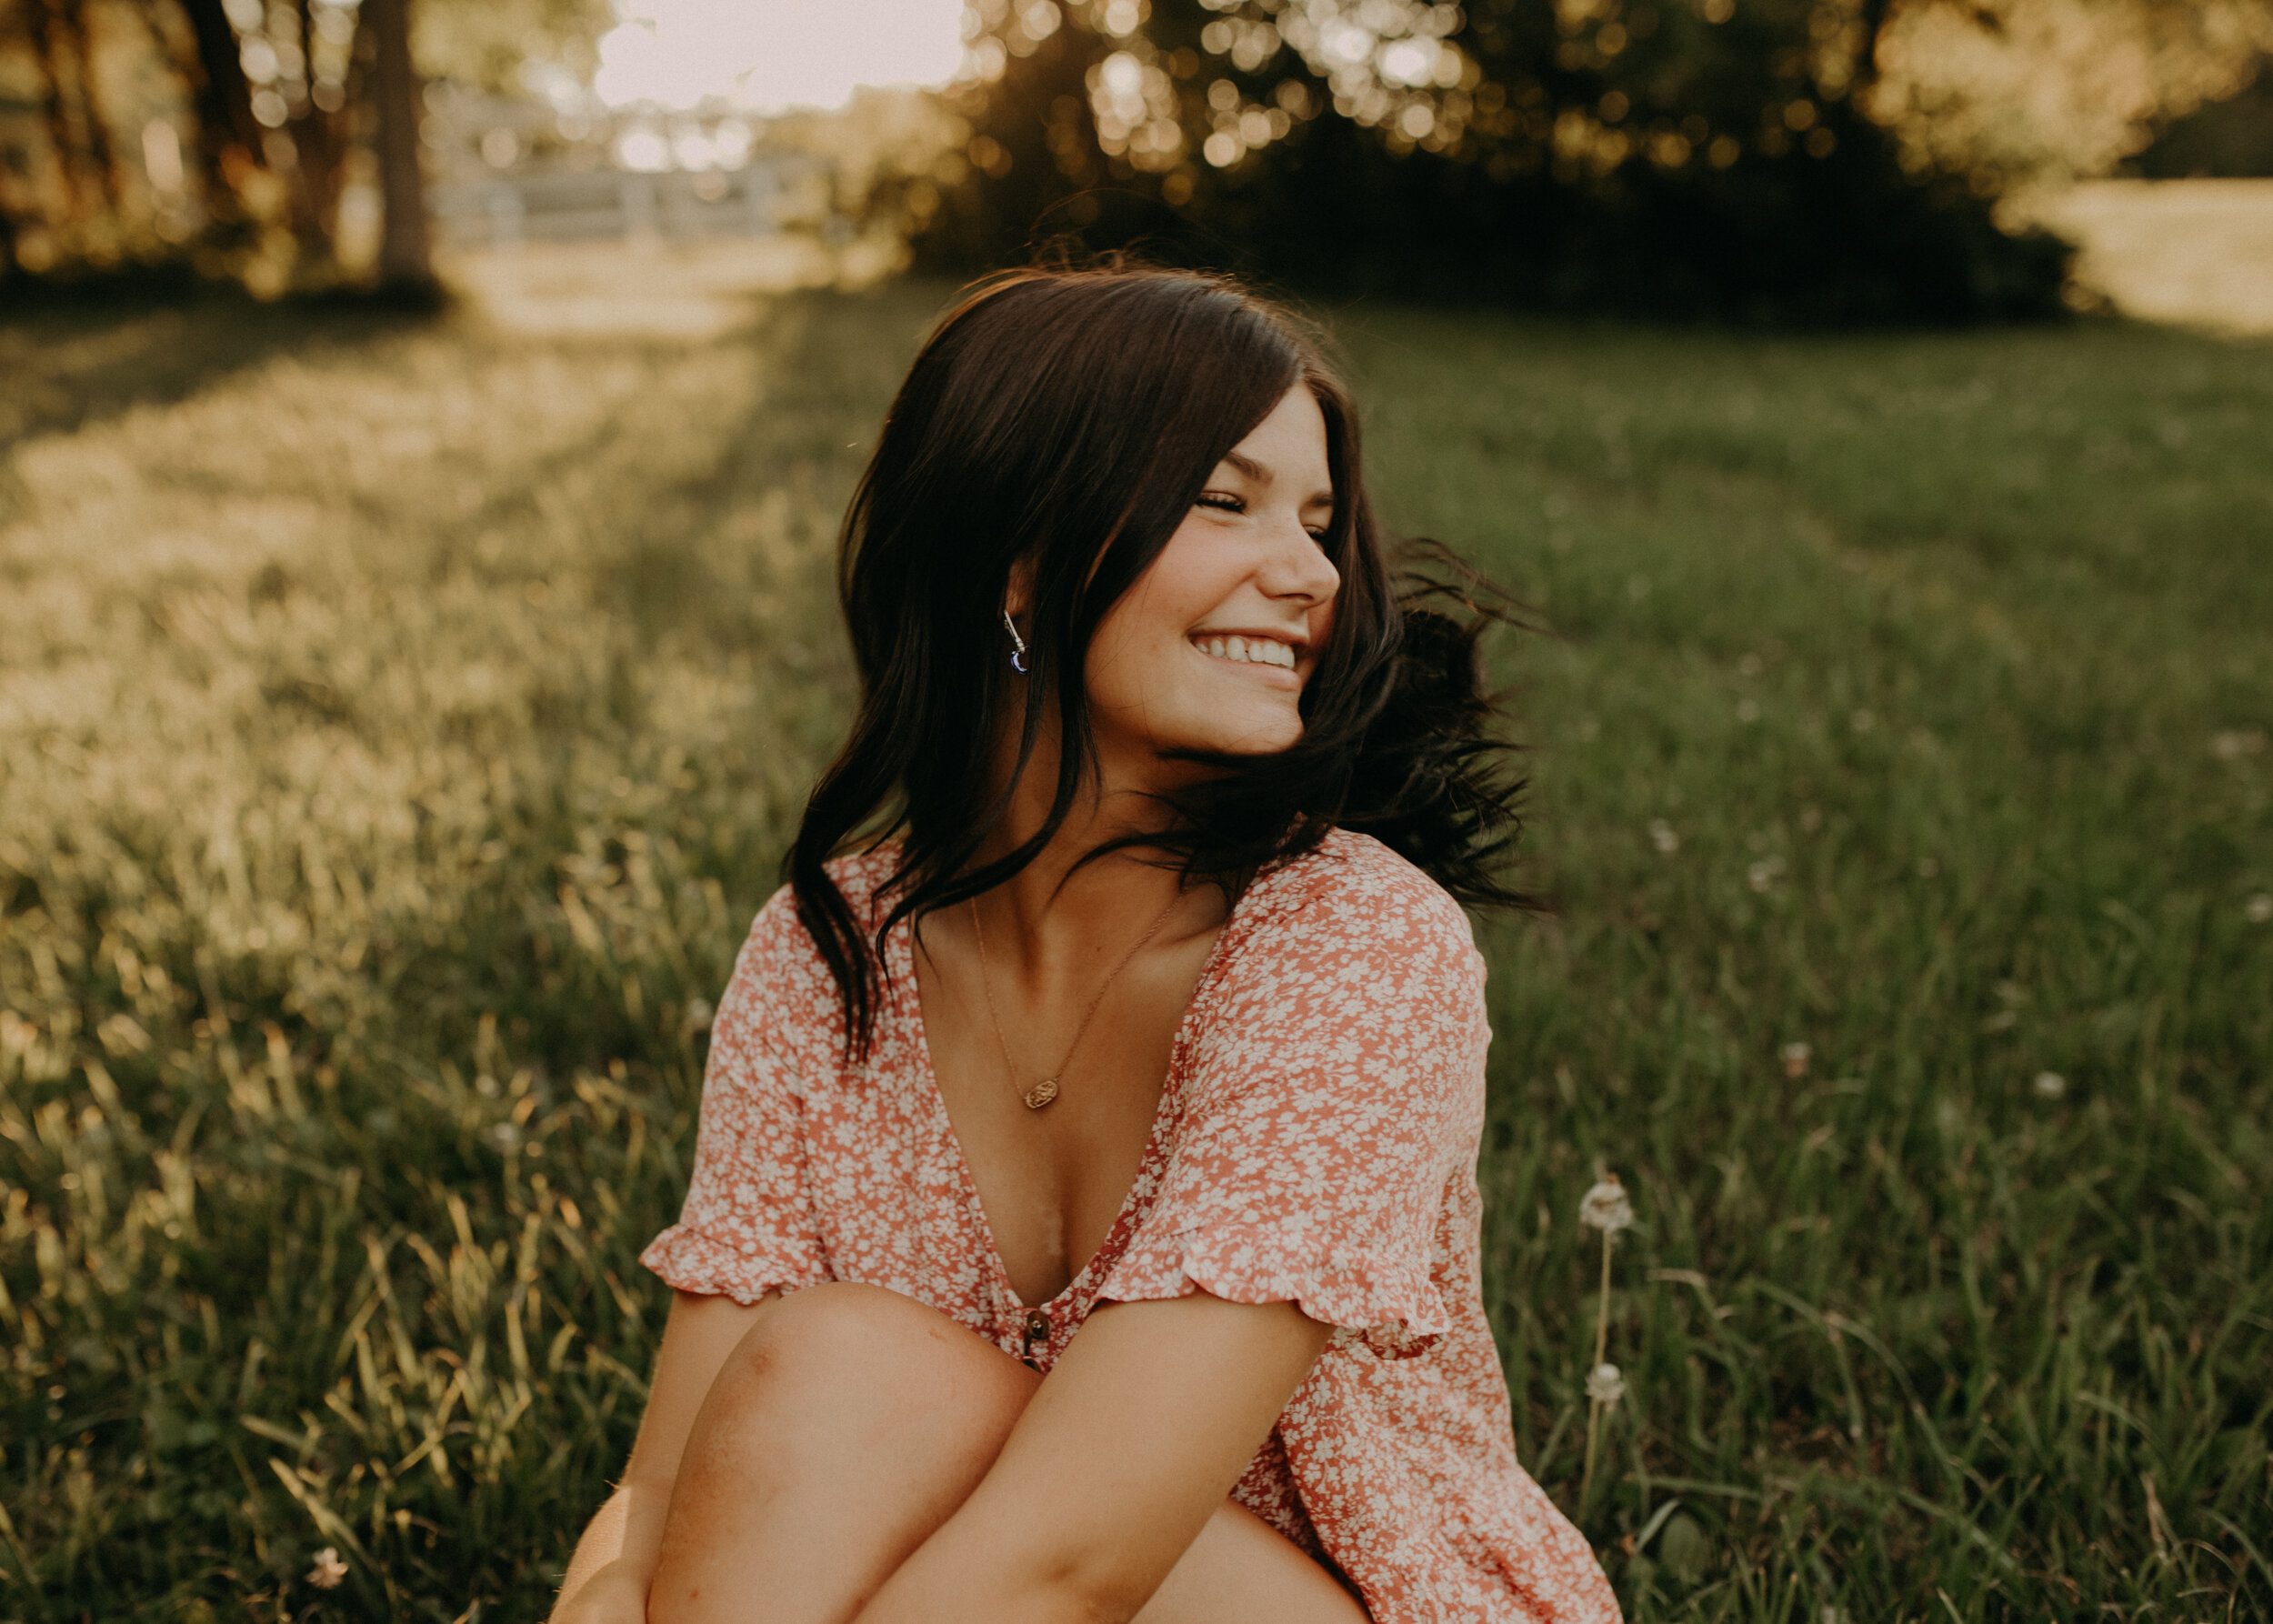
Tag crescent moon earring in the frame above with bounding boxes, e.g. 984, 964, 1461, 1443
1002, 609, 1029, 674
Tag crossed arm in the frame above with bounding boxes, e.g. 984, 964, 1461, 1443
550, 1283, 1349, 1624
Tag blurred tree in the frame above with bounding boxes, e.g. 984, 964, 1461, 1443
2132, 59, 2273, 175
172, 0, 272, 249
905, 0, 2269, 320
0, 0, 605, 295
365, 0, 431, 293
412, 0, 605, 96
1868, 0, 2273, 193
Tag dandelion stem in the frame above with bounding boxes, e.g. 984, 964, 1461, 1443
1593, 1223, 1612, 1370
1578, 1225, 1612, 1515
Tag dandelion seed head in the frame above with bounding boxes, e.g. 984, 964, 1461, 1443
2032, 1070, 2067, 1099
1781, 1040, 1812, 1078
1648, 818, 1679, 855
1586, 1361, 1626, 1405
1577, 1174, 1633, 1233
306, 1548, 347, 1589
2247, 894, 2272, 925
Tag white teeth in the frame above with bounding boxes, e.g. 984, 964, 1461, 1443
1193, 635, 1296, 668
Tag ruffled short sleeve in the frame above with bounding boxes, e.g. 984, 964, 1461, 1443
640, 887, 833, 1303
1096, 856, 1489, 1357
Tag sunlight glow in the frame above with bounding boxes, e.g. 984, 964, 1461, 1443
593, 0, 969, 113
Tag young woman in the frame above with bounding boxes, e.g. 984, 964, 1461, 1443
549, 267, 1618, 1624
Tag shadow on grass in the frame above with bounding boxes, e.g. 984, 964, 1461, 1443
0, 279, 448, 448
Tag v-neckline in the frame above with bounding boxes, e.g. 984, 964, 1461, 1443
894, 877, 1260, 1313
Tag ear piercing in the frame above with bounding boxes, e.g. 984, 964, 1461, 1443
1002, 609, 1029, 674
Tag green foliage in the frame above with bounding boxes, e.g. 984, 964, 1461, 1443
914, 0, 2074, 321
2135, 66, 2273, 176
416, 0, 613, 96
3, 285, 2269, 1619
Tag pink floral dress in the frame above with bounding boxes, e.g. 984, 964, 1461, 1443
643, 828, 1620, 1623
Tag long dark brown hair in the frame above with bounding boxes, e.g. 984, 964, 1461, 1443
789, 264, 1527, 1056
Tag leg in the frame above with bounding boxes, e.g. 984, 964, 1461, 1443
1136, 1503, 1371, 1623
647, 1283, 1030, 1624
646, 1283, 1368, 1624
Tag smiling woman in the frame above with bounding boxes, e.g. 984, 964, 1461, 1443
546, 266, 1613, 1624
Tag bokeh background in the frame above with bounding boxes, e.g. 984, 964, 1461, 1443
3, 3, 2270, 1620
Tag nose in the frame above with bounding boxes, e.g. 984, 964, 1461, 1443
1262, 517, 1341, 608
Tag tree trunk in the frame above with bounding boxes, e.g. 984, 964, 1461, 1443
174, 0, 267, 233
0, 187, 19, 285
364, 0, 433, 293
29, 0, 88, 222
62, 0, 126, 214
287, 0, 345, 241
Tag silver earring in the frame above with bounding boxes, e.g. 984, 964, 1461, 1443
1002, 610, 1028, 674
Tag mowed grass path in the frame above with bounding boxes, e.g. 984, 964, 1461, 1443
2, 282, 2267, 1621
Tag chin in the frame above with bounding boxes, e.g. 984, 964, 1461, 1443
1189, 707, 1306, 757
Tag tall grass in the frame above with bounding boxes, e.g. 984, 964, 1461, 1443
1, 284, 2267, 1621
1352, 311, 2273, 1617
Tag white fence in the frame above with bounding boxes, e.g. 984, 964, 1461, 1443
421, 85, 828, 252
430, 164, 795, 250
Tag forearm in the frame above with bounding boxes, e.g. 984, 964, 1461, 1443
551, 1479, 674, 1623
853, 1499, 1151, 1624
854, 1297, 1332, 1624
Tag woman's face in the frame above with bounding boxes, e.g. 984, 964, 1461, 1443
1081, 383, 1343, 773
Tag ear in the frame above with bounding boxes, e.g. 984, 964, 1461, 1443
1003, 556, 1036, 622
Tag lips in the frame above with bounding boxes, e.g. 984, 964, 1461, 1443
1190, 632, 1298, 670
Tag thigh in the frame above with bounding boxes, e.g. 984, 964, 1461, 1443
1139, 1501, 1373, 1624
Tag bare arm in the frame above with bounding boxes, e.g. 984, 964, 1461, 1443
549, 1289, 776, 1623
852, 1291, 1336, 1624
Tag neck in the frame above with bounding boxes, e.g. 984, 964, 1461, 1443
966, 707, 1216, 963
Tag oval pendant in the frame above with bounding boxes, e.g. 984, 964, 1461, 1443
1021, 1078, 1059, 1110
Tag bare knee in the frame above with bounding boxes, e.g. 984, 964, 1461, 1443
652, 1289, 1039, 1624
696, 1283, 1034, 1454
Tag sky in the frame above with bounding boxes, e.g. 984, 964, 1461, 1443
591, 0, 972, 113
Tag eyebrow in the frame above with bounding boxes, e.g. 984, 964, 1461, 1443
1218, 450, 1336, 507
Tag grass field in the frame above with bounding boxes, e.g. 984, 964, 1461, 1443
2, 275, 2268, 1623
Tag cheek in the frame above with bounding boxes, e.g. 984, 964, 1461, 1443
1142, 522, 1248, 625
1083, 587, 1182, 713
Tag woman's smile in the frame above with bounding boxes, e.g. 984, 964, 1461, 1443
1187, 630, 1303, 676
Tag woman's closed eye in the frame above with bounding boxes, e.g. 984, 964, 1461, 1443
1197, 490, 1332, 542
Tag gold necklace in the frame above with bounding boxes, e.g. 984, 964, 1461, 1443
968, 888, 1183, 1110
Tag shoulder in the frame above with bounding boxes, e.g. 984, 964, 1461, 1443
1212, 829, 1484, 1014
1193, 831, 1489, 1101
717, 847, 894, 1050
739, 846, 898, 963
1242, 828, 1479, 960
